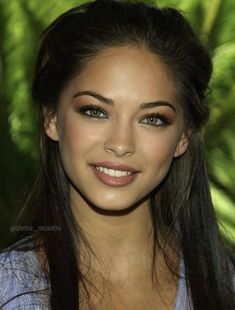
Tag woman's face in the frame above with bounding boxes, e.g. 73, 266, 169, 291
45, 46, 188, 211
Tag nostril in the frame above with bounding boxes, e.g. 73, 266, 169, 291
103, 135, 135, 156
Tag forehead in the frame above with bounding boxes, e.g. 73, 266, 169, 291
60, 46, 179, 109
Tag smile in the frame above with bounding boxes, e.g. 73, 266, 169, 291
90, 162, 139, 187
95, 166, 133, 177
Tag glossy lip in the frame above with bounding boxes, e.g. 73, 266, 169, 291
91, 165, 138, 187
91, 161, 139, 173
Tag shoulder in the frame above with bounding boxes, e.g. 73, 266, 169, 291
174, 258, 192, 310
0, 241, 50, 309
175, 254, 235, 310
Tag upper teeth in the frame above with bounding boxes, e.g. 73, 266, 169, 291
95, 166, 133, 177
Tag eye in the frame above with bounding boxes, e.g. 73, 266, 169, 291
78, 105, 107, 119
140, 113, 168, 127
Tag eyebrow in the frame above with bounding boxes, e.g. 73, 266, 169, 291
72, 90, 176, 113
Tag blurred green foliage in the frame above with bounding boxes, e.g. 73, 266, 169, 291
0, 0, 234, 244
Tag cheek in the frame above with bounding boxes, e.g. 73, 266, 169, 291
148, 147, 174, 182
59, 116, 100, 157
141, 131, 179, 165
140, 131, 179, 187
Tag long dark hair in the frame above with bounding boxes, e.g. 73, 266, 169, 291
2, 0, 235, 309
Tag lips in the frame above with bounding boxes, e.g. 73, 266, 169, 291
90, 161, 139, 187
93, 161, 138, 173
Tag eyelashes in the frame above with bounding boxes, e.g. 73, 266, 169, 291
140, 113, 170, 126
76, 104, 171, 127
77, 105, 107, 119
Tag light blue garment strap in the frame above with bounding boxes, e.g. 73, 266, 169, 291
174, 257, 186, 310
0, 249, 50, 309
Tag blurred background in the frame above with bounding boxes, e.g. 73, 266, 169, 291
0, 0, 234, 246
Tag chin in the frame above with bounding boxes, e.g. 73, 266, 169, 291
89, 203, 140, 215
70, 184, 149, 214
85, 194, 148, 215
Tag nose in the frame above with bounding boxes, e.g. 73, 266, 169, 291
104, 121, 135, 157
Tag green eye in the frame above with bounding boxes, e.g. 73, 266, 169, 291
141, 114, 166, 126
89, 109, 104, 117
78, 105, 107, 118
146, 116, 162, 125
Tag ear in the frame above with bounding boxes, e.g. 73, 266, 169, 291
44, 112, 59, 141
174, 131, 189, 158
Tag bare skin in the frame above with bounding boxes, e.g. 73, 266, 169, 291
35, 237, 179, 309
43, 45, 188, 309
74, 191, 179, 309
78, 237, 179, 310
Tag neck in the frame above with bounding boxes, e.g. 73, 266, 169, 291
70, 186, 155, 281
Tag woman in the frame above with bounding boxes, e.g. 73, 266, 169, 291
0, 0, 234, 309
